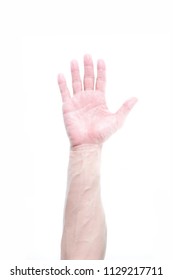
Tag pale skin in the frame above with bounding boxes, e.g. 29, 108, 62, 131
58, 54, 137, 259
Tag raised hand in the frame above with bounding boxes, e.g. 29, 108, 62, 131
58, 54, 137, 147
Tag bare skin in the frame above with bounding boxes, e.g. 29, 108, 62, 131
58, 54, 137, 259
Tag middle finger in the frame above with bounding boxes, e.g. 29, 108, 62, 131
83, 54, 95, 90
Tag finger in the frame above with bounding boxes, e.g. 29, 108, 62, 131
96, 59, 106, 92
57, 74, 71, 102
114, 97, 138, 129
83, 54, 95, 90
71, 60, 82, 94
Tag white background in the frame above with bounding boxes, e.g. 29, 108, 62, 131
0, 0, 172, 263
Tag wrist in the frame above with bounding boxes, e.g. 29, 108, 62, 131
70, 143, 103, 152
68, 143, 102, 191
69, 144, 102, 170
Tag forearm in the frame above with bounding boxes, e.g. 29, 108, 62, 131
61, 144, 107, 260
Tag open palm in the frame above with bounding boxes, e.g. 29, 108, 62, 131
58, 54, 137, 147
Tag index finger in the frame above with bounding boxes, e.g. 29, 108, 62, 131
96, 59, 106, 93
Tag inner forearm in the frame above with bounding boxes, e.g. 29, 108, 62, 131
61, 144, 107, 260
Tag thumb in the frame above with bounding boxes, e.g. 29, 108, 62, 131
114, 97, 138, 130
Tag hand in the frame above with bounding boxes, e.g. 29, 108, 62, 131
58, 54, 137, 147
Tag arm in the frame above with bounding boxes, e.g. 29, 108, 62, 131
61, 144, 106, 259
58, 54, 137, 259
